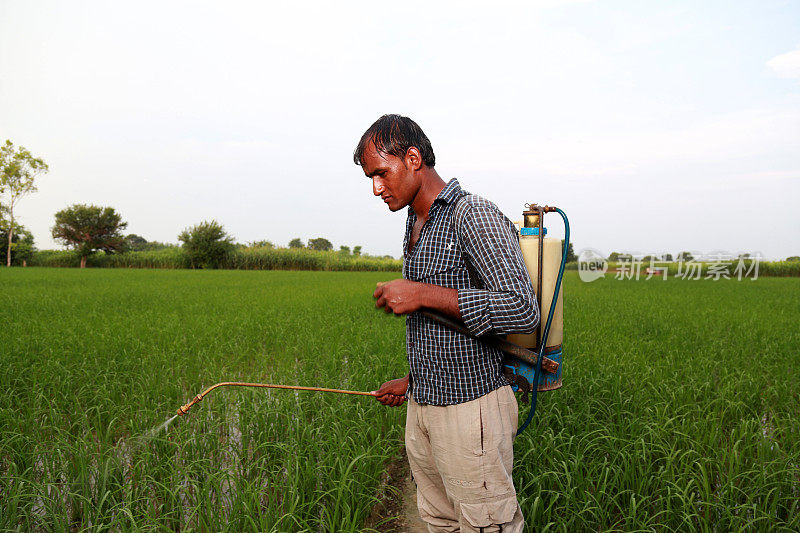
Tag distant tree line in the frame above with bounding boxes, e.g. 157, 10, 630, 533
46, 208, 379, 269
10, 197, 382, 269
3, 137, 799, 272
604, 252, 785, 263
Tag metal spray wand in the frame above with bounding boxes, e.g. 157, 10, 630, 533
176, 382, 372, 417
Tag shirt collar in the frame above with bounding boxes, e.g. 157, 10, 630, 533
435, 178, 463, 205
406, 178, 463, 217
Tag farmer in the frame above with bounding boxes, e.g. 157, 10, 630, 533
354, 114, 538, 532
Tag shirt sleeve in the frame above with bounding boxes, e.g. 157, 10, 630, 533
455, 196, 539, 337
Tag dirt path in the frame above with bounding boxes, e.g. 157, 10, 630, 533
400, 472, 428, 532
365, 448, 428, 532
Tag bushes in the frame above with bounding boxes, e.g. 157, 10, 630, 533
28, 249, 79, 267
225, 248, 402, 271
30, 250, 800, 276
29, 247, 402, 272
0, 225, 35, 265
32, 248, 800, 277
759, 260, 800, 277
595, 260, 800, 278
28, 248, 187, 269
94, 247, 190, 269
178, 220, 235, 269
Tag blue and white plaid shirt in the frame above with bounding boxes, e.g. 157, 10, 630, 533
403, 178, 539, 405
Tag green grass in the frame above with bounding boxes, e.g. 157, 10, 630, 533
0, 269, 407, 531
517, 275, 800, 531
1, 269, 799, 531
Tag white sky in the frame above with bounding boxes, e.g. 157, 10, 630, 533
1, 0, 799, 260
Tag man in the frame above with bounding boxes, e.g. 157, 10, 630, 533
355, 114, 538, 532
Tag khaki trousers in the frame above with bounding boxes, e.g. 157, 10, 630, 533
405, 385, 524, 532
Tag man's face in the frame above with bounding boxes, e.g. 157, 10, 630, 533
360, 141, 419, 212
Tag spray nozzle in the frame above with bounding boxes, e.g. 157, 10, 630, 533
177, 394, 204, 416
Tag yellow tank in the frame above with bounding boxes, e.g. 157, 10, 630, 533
507, 209, 563, 391
508, 237, 563, 350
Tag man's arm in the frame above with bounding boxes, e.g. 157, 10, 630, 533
455, 196, 539, 337
373, 280, 460, 319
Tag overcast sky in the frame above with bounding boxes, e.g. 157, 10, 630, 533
1, 0, 798, 260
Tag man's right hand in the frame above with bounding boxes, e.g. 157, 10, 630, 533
371, 375, 410, 407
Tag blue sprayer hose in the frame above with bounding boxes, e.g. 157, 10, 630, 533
517, 207, 570, 436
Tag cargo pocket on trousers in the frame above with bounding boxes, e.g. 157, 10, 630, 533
459, 494, 518, 529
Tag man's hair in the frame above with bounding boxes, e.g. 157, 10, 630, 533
353, 114, 436, 167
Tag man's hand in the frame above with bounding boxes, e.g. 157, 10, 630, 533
371, 375, 409, 407
374, 280, 423, 315
375, 280, 462, 321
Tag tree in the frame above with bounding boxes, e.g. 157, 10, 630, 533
178, 220, 234, 269
353, 245, 362, 257
0, 224, 35, 266
15, 228, 35, 265
0, 140, 49, 267
125, 233, 148, 251
561, 240, 576, 263
247, 240, 274, 249
787, 256, 800, 262
339, 245, 351, 255
52, 204, 128, 268
308, 237, 333, 251
139, 240, 175, 251
124, 234, 177, 252
288, 238, 304, 249
608, 252, 621, 262
677, 251, 694, 261
662, 253, 673, 262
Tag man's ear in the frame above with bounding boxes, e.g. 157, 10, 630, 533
405, 147, 422, 171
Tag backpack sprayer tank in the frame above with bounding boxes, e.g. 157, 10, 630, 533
506, 204, 565, 395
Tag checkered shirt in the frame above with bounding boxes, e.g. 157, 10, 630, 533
403, 178, 539, 406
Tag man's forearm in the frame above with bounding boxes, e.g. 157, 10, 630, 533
458, 288, 538, 337
374, 279, 462, 320
416, 283, 461, 321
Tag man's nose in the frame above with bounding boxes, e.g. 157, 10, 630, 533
372, 177, 384, 196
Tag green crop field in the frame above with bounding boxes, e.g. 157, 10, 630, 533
1, 269, 799, 531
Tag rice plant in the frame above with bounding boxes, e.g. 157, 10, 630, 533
1, 269, 798, 530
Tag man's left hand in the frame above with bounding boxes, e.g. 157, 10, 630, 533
374, 280, 422, 315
